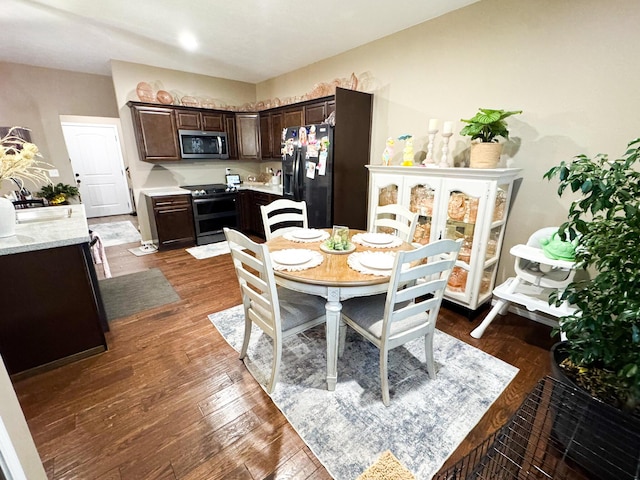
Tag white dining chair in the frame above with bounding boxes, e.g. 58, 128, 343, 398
224, 227, 326, 393
260, 199, 309, 241
338, 238, 461, 406
371, 203, 419, 244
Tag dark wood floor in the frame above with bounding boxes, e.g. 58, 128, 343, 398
12, 215, 558, 479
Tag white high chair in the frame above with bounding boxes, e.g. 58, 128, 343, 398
471, 227, 577, 339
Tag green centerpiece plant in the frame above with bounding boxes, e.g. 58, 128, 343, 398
544, 137, 640, 417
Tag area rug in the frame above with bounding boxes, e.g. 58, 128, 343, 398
208, 305, 519, 479
99, 268, 180, 321
186, 242, 230, 259
357, 451, 415, 480
90, 220, 142, 247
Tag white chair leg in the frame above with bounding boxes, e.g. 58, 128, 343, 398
338, 317, 347, 358
239, 316, 252, 359
470, 299, 510, 339
267, 337, 282, 394
380, 348, 390, 407
424, 334, 436, 379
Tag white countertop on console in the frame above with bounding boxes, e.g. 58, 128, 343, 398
141, 187, 192, 197
0, 204, 90, 256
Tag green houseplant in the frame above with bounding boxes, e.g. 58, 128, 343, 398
37, 182, 79, 205
544, 137, 640, 416
460, 108, 522, 168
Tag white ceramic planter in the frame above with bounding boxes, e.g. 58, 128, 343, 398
0, 197, 16, 238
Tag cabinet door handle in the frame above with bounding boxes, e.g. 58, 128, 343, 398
158, 207, 188, 214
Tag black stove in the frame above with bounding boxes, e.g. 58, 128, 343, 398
180, 184, 239, 245
182, 184, 237, 198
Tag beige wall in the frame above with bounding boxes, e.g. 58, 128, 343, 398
257, 0, 640, 282
0, 62, 118, 196
110, 60, 259, 240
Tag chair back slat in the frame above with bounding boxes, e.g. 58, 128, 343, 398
261, 199, 308, 240
371, 203, 419, 243
225, 228, 281, 334
383, 239, 461, 337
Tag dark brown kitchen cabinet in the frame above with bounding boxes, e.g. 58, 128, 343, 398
0, 244, 107, 377
176, 110, 224, 132
283, 107, 305, 128
175, 109, 201, 130
236, 113, 261, 160
224, 114, 238, 159
146, 194, 196, 250
238, 190, 282, 237
260, 114, 272, 158
129, 104, 180, 162
238, 190, 253, 232
270, 112, 284, 158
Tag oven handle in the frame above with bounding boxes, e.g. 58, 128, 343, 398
193, 197, 237, 205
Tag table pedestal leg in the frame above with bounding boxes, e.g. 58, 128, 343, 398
325, 287, 341, 391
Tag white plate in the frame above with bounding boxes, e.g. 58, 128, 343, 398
361, 233, 395, 245
272, 249, 313, 266
292, 229, 323, 240
358, 252, 395, 270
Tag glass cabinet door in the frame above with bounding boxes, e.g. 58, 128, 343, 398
404, 179, 440, 245
436, 179, 489, 303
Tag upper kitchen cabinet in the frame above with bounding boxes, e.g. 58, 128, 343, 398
236, 113, 261, 160
175, 109, 224, 131
129, 103, 181, 162
224, 113, 238, 159
282, 107, 305, 129
259, 114, 272, 158
305, 99, 335, 124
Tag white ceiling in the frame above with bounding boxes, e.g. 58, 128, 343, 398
1, 0, 479, 83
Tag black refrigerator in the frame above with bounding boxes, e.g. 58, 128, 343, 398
282, 123, 335, 228
280, 88, 373, 230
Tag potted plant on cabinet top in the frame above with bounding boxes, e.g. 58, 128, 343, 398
460, 108, 522, 168
544, 136, 640, 418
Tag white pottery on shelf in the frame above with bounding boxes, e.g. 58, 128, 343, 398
0, 197, 17, 238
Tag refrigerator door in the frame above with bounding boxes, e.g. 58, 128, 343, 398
301, 124, 333, 228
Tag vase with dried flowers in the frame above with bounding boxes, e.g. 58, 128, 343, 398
0, 127, 51, 237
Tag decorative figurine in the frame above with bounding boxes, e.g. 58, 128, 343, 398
382, 137, 394, 166
398, 134, 414, 166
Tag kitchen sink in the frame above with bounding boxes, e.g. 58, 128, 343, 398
16, 207, 73, 223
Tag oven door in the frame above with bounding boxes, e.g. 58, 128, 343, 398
192, 195, 238, 244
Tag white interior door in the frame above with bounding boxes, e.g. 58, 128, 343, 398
61, 123, 131, 218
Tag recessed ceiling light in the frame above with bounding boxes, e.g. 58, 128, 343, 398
178, 32, 198, 52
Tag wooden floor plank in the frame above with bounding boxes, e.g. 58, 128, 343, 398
10, 214, 556, 479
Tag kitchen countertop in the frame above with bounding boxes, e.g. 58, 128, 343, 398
0, 204, 90, 256
238, 184, 283, 195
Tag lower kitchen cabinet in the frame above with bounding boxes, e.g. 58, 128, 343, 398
0, 243, 107, 377
146, 194, 196, 250
238, 190, 282, 238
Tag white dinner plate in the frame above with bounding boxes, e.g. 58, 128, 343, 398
272, 249, 313, 266
292, 229, 323, 240
361, 233, 395, 245
358, 252, 395, 270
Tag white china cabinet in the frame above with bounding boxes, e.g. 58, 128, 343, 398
367, 165, 522, 311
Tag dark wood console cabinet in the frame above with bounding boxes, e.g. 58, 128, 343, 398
0, 244, 107, 377
146, 194, 196, 250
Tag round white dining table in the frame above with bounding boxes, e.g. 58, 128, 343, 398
265, 229, 414, 391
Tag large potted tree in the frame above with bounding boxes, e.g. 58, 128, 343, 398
460, 108, 522, 168
544, 137, 640, 478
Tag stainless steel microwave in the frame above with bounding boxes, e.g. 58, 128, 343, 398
178, 130, 229, 160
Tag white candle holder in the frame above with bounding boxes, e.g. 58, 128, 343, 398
422, 129, 438, 166
439, 132, 453, 168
